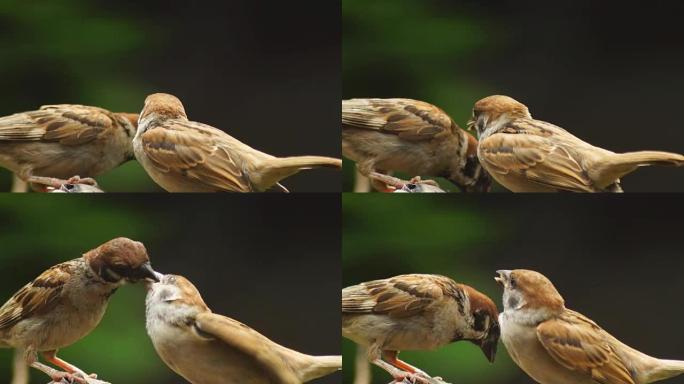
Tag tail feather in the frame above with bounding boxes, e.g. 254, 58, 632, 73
258, 156, 342, 189
645, 359, 684, 383
11, 347, 29, 384
595, 150, 684, 186
300, 355, 342, 382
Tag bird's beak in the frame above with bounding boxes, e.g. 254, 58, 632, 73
138, 263, 162, 282
480, 334, 498, 363
466, 117, 476, 131
495, 270, 510, 285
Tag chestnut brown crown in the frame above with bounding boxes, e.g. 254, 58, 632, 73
85, 237, 160, 284
141, 93, 188, 120
499, 269, 565, 312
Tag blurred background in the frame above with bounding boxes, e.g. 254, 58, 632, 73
343, 194, 684, 383
0, 0, 340, 192
0, 195, 340, 383
343, 0, 684, 192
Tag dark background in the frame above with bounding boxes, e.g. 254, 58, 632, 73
0, 195, 341, 384
343, 194, 684, 383
343, 0, 684, 192
0, 0, 341, 192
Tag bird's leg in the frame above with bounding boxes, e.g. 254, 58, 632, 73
23, 348, 78, 384
369, 170, 398, 193
382, 350, 434, 382
42, 351, 97, 381
369, 172, 405, 191
367, 346, 430, 384
24, 176, 68, 192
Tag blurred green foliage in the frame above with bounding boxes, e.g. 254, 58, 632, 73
342, 0, 502, 192
0, 0, 161, 192
342, 194, 517, 384
0, 197, 171, 383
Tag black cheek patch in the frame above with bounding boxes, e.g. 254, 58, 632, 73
507, 296, 519, 309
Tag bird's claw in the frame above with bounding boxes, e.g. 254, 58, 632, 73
66, 176, 98, 187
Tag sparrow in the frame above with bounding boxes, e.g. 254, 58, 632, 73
0, 105, 138, 191
342, 98, 491, 192
468, 95, 684, 192
145, 274, 342, 384
495, 269, 684, 384
342, 274, 500, 384
133, 93, 342, 192
0, 237, 161, 384
368, 172, 446, 193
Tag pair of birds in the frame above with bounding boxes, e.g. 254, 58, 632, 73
0, 93, 341, 192
342, 96, 684, 192
342, 271, 684, 384
0, 238, 341, 384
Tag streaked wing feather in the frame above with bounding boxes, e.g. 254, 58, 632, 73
0, 105, 115, 145
140, 122, 253, 192
342, 274, 462, 318
0, 262, 73, 330
537, 311, 635, 384
342, 98, 458, 141
195, 312, 299, 384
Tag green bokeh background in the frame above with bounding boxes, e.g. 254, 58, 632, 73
342, 194, 684, 384
0, 0, 341, 192
343, 0, 684, 192
0, 195, 341, 384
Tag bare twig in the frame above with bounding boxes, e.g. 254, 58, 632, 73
353, 345, 371, 384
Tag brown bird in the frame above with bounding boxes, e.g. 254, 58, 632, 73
496, 269, 684, 384
469, 95, 684, 192
133, 93, 341, 192
342, 98, 491, 192
0, 104, 138, 191
342, 274, 500, 384
0, 237, 161, 383
145, 274, 342, 384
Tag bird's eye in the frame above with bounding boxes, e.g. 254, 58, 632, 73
407, 184, 417, 190
509, 277, 517, 289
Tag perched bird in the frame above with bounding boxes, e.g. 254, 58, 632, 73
469, 95, 684, 192
496, 269, 684, 384
342, 274, 500, 384
133, 93, 342, 192
342, 98, 491, 192
0, 105, 138, 191
0, 237, 161, 383
145, 274, 342, 384
368, 172, 446, 193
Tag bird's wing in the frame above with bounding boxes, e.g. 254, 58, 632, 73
194, 312, 300, 384
342, 98, 460, 141
536, 310, 635, 384
140, 120, 254, 192
0, 105, 120, 145
0, 262, 74, 330
342, 274, 464, 318
479, 119, 595, 192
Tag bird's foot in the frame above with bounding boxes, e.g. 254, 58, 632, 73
408, 176, 439, 186
65, 176, 98, 187
391, 372, 432, 384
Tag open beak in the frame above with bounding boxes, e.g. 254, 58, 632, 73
466, 117, 476, 131
495, 270, 510, 285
